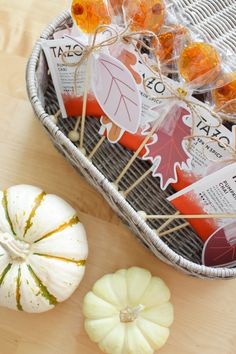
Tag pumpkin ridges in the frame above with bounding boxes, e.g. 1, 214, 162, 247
136, 317, 170, 350
98, 323, 126, 354
140, 303, 174, 328
120, 327, 127, 354
126, 267, 152, 306
33, 215, 80, 244
32, 253, 86, 266
0, 263, 12, 286
2, 191, 16, 236
84, 318, 121, 344
83, 292, 119, 319
123, 324, 153, 353
92, 274, 125, 308
16, 266, 23, 311
111, 273, 128, 308
0, 185, 88, 313
23, 191, 46, 238
27, 265, 58, 306
84, 268, 173, 353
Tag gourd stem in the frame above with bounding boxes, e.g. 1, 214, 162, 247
0, 232, 30, 260
120, 304, 145, 323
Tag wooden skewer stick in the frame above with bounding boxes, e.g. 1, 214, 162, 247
233, 125, 236, 151
50, 109, 61, 125
146, 213, 236, 220
80, 57, 91, 151
155, 127, 236, 236
158, 222, 189, 238
88, 136, 106, 160
74, 116, 82, 133
156, 211, 180, 233
115, 120, 160, 186
54, 109, 61, 119
123, 167, 153, 197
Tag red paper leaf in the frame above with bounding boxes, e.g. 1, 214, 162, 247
203, 223, 236, 267
143, 105, 192, 190
92, 53, 141, 133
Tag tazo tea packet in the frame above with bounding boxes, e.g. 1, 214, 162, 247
142, 72, 234, 191
168, 162, 236, 242
42, 36, 92, 118
100, 41, 193, 144
171, 103, 234, 191
101, 42, 234, 192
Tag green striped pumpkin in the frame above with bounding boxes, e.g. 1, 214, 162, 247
0, 185, 88, 313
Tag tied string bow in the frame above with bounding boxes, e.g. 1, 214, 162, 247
60, 22, 236, 164
145, 61, 236, 162
60, 22, 159, 149
144, 58, 236, 151
61, 23, 159, 97
143, 60, 222, 138
139, 56, 236, 165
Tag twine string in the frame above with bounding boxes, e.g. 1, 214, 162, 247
60, 23, 236, 232
214, 98, 236, 122
143, 72, 222, 138
61, 24, 159, 100
61, 23, 159, 144
111, 33, 234, 187
185, 134, 236, 163
121, 54, 236, 224
151, 134, 236, 231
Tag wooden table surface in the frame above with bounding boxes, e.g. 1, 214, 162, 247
0, 1, 236, 353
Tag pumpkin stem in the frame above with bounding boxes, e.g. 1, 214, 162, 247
0, 232, 30, 260
120, 304, 145, 323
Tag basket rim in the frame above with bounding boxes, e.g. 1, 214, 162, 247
26, 9, 236, 279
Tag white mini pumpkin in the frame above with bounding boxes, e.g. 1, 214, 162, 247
0, 185, 88, 313
83, 267, 174, 354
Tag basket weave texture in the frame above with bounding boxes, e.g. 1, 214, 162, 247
26, 0, 236, 279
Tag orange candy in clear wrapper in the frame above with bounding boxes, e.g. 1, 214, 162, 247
124, 0, 165, 32
109, 0, 124, 16
178, 42, 221, 87
156, 25, 189, 63
212, 72, 236, 114
71, 0, 111, 33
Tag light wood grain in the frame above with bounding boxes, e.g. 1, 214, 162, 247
0, 1, 236, 353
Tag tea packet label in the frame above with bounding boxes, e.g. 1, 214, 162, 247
42, 37, 86, 118
116, 44, 234, 190
168, 163, 236, 241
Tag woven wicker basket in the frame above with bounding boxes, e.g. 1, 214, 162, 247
26, 0, 236, 279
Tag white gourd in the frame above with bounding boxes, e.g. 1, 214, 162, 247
83, 267, 174, 354
0, 185, 88, 313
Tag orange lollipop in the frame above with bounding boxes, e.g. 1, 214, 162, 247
178, 42, 221, 87
156, 25, 189, 63
71, 0, 112, 34
109, 0, 124, 16
124, 0, 165, 32
212, 72, 236, 114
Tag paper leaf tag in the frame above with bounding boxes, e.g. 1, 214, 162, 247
91, 53, 142, 134
143, 105, 192, 190
202, 222, 236, 267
